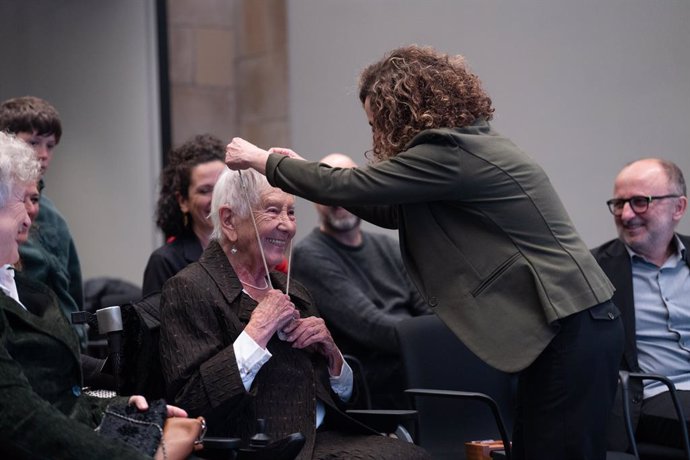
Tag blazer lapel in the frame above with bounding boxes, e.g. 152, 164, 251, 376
3, 276, 82, 365
197, 241, 312, 324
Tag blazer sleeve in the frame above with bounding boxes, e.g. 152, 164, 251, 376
265, 137, 465, 207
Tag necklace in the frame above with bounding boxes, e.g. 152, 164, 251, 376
239, 276, 269, 290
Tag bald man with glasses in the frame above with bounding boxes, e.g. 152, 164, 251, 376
592, 158, 689, 451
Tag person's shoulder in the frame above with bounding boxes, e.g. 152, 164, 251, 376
35, 195, 69, 227
294, 228, 332, 253
362, 230, 399, 251
678, 233, 690, 246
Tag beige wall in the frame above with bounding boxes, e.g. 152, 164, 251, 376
167, 0, 289, 149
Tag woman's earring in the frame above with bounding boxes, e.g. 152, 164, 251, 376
183, 213, 189, 227
231, 245, 238, 254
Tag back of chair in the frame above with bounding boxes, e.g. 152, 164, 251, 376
396, 315, 517, 460
119, 292, 166, 400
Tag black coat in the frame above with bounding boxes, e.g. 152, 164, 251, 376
0, 274, 145, 459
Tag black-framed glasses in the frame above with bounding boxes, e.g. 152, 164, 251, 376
606, 194, 681, 216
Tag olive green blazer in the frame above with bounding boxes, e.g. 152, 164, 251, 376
265, 120, 614, 372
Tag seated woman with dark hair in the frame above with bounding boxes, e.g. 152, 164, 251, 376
159, 168, 429, 459
142, 133, 226, 296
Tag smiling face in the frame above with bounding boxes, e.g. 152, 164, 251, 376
17, 181, 40, 244
234, 188, 296, 269
0, 183, 31, 264
16, 131, 57, 176
613, 159, 687, 263
178, 160, 226, 242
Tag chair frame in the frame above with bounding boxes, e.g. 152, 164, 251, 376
619, 371, 690, 460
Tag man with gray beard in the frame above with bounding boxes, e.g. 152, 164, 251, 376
292, 153, 431, 410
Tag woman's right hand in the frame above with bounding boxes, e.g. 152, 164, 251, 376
225, 137, 270, 174
268, 147, 306, 161
244, 289, 298, 348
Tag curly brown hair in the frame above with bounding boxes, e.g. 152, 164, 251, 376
358, 45, 494, 162
156, 134, 225, 238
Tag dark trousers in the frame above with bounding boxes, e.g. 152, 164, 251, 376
637, 389, 690, 449
512, 300, 624, 460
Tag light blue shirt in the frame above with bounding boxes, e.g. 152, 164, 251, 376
630, 236, 690, 398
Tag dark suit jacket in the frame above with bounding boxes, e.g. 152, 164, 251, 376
159, 241, 376, 460
265, 120, 615, 372
591, 233, 690, 447
0, 274, 145, 459
142, 233, 202, 297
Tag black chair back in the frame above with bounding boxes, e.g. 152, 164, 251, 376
396, 315, 517, 460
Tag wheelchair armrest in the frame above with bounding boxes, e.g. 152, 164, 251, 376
203, 436, 242, 450
346, 409, 418, 434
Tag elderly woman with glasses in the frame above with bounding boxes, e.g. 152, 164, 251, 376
158, 168, 429, 459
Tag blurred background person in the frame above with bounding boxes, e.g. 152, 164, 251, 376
142, 133, 225, 296
292, 153, 431, 410
0, 95, 85, 346
16, 180, 39, 246
159, 168, 429, 459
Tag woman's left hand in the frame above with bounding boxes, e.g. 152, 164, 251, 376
128, 395, 189, 418
282, 317, 343, 375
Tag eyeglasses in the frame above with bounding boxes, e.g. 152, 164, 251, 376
606, 194, 681, 216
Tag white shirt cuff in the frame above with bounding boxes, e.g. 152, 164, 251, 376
233, 330, 271, 391
329, 352, 353, 402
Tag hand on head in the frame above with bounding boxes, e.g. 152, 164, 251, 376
225, 138, 306, 174
225, 137, 269, 174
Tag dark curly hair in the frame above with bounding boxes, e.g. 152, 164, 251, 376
358, 45, 494, 162
156, 134, 225, 238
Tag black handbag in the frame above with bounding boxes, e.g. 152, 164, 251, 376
96, 398, 167, 456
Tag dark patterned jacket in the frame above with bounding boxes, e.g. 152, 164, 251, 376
159, 241, 375, 459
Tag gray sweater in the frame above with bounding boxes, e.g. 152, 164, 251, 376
292, 229, 430, 355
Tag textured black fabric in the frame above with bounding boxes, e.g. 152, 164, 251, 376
312, 430, 430, 459
96, 399, 167, 456
119, 294, 166, 400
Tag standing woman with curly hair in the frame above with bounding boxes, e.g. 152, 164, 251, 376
142, 134, 225, 296
226, 45, 624, 459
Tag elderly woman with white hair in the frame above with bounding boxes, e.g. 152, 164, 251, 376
159, 168, 429, 459
0, 131, 190, 459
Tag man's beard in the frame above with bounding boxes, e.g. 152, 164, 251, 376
325, 211, 360, 232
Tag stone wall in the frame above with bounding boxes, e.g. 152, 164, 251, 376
166, 0, 288, 150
